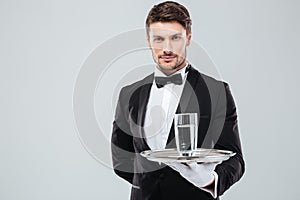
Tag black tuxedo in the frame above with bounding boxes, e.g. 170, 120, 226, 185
111, 66, 245, 200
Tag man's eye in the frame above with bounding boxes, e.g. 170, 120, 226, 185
172, 35, 181, 40
154, 37, 163, 42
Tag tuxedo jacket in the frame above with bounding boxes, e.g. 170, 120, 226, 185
111, 66, 245, 200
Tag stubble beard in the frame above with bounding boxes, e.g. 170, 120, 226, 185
155, 50, 187, 74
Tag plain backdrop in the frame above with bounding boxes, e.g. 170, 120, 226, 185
1, 0, 300, 199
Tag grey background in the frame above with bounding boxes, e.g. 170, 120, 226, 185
1, 0, 299, 199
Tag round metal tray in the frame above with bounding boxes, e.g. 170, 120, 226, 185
140, 148, 236, 163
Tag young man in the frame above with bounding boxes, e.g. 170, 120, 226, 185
111, 1, 245, 199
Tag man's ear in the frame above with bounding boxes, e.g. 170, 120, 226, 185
147, 36, 150, 48
146, 34, 152, 49
186, 32, 192, 46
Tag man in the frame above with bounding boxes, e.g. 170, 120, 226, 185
111, 1, 245, 200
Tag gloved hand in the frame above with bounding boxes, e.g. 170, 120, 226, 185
166, 161, 221, 188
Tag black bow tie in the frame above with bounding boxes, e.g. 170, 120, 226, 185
155, 73, 183, 88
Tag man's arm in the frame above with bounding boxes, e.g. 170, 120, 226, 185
111, 88, 135, 184
213, 83, 245, 196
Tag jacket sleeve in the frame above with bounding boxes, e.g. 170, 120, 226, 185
111, 87, 135, 184
213, 83, 245, 196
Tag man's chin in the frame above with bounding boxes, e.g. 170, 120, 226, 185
158, 65, 176, 72
158, 61, 177, 70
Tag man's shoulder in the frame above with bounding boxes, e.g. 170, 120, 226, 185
191, 66, 227, 87
119, 73, 154, 96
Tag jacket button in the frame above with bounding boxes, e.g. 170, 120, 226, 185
159, 173, 165, 180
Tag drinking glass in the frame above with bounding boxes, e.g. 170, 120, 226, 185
174, 113, 198, 156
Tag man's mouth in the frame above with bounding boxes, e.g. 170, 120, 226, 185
160, 55, 176, 62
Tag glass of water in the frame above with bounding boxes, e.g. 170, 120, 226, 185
174, 113, 198, 156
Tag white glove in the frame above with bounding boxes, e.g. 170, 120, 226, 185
166, 162, 221, 188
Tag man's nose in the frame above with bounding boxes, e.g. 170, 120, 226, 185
162, 40, 172, 52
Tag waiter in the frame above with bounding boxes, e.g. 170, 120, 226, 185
111, 1, 245, 199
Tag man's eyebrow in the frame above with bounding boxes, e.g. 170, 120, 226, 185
171, 33, 184, 37
152, 35, 164, 38
152, 33, 183, 37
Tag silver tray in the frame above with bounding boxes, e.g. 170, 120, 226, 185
140, 148, 236, 163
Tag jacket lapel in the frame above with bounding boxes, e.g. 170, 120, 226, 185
135, 74, 154, 150
177, 66, 200, 113
166, 66, 200, 148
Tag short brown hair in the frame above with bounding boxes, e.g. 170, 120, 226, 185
146, 1, 192, 35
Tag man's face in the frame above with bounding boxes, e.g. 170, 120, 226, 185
147, 21, 192, 75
